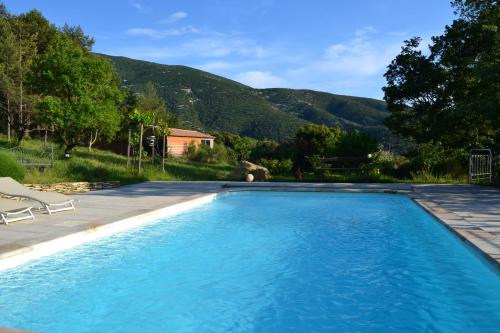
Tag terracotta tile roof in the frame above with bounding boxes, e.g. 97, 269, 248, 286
168, 128, 215, 139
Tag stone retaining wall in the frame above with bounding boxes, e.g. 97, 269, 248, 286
23, 181, 120, 194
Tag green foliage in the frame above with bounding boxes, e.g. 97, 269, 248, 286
373, 150, 411, 177
411, 142, 447, 172
0, 135, 232, 183
410, 171, 467, 184
0, 9, 41, 143
60, 23, 94, 51
32, 35, 123, 153
296, 124, 343, 156
186, 141, 197, 159
410, 142, 468, 176
333, 131, 378, 157
258, 158, 293, 176
187, 143, 229, 164
383, 0, 499, 151
101, 54, 390, 141
211, 131, 257, 162
0, 151, 25, 181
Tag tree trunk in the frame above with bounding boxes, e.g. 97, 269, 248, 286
138, 123, 143, 173
65, 144, 76, 156
88, 130, 99, 152
127, 128, 131, 168
6, 98, 11, 142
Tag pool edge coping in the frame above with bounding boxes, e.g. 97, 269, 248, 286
0, 193, 218, 272
407, 192, 500, 269
1, 184, 498, 271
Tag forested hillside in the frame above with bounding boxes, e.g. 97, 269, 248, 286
102, 54, 390, 141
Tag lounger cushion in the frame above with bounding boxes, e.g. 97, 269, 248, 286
0, 198, 32, 213
0, 177, 72, 205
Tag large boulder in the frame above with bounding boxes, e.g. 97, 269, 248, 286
232, 161, 271, 181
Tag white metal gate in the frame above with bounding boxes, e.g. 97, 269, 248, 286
469, 148, 493, 184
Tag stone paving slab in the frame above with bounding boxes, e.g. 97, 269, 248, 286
409, 184, 500, 266
0, 182, 224, 261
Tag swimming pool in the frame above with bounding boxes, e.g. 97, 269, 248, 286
0, 191, 499, 332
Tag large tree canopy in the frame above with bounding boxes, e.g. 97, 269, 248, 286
33, 35, 123, 154
383, 0, 499, 151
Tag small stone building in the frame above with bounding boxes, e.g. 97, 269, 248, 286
167, 128, 215, 157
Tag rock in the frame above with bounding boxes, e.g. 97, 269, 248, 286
22, 181, 120, 194
233, 161, 270, 181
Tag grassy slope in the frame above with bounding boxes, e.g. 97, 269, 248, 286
0, 136, 233, 184
0, 136, 466, 184
100, 54, 390, 141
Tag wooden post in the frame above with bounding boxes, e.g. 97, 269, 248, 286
127, 128, 131, 168
138, 123, 143, 173
151, 136, 155, 165
162, 135, 166, 172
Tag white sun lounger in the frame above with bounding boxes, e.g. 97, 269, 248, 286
0, 177, 75, 214
0, 198, 35, 224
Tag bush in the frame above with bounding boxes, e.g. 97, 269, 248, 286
411, 142, 447, 172
187, 143, 229, 164
258, 158, 293, 176
332, 130, 378, 157
373, 150, 411, 178
410, 143, 467, 176
0, 151, 25, 181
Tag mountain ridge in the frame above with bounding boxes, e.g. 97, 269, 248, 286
99, 54, 390, 141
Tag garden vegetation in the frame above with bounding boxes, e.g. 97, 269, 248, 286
0, 0, 498, 184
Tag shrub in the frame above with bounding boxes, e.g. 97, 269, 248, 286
0, 151, 25, 181
410, 143, 467, 176
373, 150, 411, 177
411, 142, 447, 172
258, 158, 293, 176
187, 143, 229, 164
332, 130, 378, 157
186, 141, 197, 159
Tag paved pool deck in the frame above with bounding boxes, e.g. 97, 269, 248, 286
0, 181, 499, 269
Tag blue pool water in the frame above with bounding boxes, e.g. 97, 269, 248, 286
0, 191, 499, 332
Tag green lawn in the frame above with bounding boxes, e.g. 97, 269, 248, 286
0, 135, 234, 184
0, 135, 468, 185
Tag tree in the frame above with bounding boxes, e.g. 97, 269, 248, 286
60, 23, 94, 51
136, 81, 177, 127
0, 11, 39, 143
33, 35, 123, 154
333, 131, 378, 157
383, 0, 499, 151
123, 82, 178, 152
294, 124, 342, 171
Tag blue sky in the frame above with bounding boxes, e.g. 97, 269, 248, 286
4, 0, 455, 99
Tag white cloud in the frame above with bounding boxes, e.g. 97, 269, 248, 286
311, 28, 401, 76
183, 37, 268, 58
121, 32, 270, 62
126, 26, 200, 39
234, 71, 285, 88
160, 11, 188, 24
129, 0, 147, 11
197, 61, 235, 71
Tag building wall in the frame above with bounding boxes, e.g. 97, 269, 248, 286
167, 136, 213, 157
